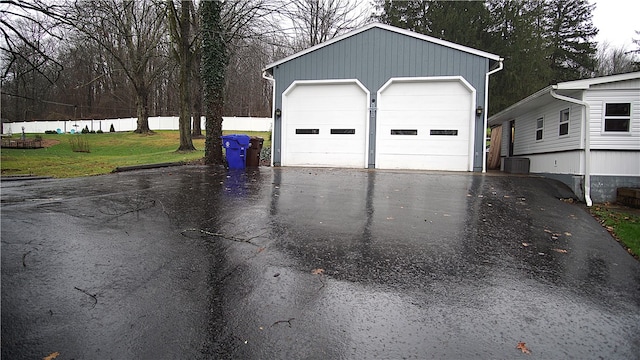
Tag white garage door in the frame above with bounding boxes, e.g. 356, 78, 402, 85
376, 77, 475, 171
282, 80, 368, 167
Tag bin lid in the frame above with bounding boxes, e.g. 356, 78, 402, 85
221, 134, 251, 148
249, 136, 264, 145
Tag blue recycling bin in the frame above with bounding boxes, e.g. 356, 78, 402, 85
222, 134, 251, 169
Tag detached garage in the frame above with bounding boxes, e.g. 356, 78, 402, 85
263, 23, 502, 172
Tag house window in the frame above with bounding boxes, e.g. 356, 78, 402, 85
559, 109, 569, 136
604, 103, 631, 132
536, 117, 544, 141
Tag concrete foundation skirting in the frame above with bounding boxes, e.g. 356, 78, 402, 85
532, 173, 640, 204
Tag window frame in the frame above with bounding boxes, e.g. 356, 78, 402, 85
603, 102, 631, 133
535, 117, 544, 141
559, 108, 570, 137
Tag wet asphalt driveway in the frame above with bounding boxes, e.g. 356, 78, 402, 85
2, 166, 639, 359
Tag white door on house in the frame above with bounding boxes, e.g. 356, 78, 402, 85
376, 77, 475, 171
281, 81, 369, 168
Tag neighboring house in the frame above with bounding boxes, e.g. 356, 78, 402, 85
263, 23, 502, 172
488, 72, 640, 204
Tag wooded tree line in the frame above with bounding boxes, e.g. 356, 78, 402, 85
1, 0, 365, 163
1, 0, 638, 162
1, 1, 276, 124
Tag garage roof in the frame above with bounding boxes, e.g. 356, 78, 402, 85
263, 22, 501, 73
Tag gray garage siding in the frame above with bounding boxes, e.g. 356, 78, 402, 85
271, 26, 491, 170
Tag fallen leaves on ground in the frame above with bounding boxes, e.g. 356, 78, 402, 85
516, 342, 531, 354
522, 243, 531, 247
43, 352, 60, 360
552, 248, 568, 253
311, 268, 324, 275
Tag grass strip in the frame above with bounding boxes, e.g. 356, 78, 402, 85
1, 130, 271, 178
590, 205, 640, 258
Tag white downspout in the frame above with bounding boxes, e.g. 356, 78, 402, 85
550, 88, 593, 207
262, 70, 276, 166
483, 58, 504, 172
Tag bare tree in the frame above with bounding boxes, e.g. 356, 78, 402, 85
1, 14, 65, 121
275, 0, 369, 51
66, 0, 169, 134
595, 41, 639, 76
167, 0, 196, 151
224, 38, 272, 117
0, 0, 65, 82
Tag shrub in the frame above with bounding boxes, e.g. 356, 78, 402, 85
110, 124, 115, 132
44, 130, 57, 134
69, 136, 90, 153
81, 125, 89, 134
96, 129, 104, 134
90, 130, 96, 134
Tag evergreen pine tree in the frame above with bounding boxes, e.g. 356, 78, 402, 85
546, 0, 598, 82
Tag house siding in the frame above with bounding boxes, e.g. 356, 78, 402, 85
500, 120, 510, 157
527, 150, 584, 174
512, 101, 583, 156
591, 150, 640, 176
585, 89, 640, 150
271, 26, 491, 169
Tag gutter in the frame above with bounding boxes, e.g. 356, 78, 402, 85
482, 58, 504, 172
549, 88, 593, 207
262, 70, 276, 166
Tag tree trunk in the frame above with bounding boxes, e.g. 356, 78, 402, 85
134, 88, 152, 133
192, 88, 203, 137
202, 1, 226, 165
191, 48, 204, 138
176, 1, 195, 151
204, 93, 224, 165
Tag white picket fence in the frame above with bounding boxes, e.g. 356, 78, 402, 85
2, 116, 272, 134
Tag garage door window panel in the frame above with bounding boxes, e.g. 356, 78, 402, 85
296, 129, 320, 134
391, 129, 418, 135
430, 129, 458, 136
331, 129, 356, 134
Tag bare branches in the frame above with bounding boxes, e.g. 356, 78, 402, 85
62, 0, 170, 132
271, 0, 370, 52
595, 41, 639, 76
0, 0, 65, 81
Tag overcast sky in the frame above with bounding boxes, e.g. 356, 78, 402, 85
592, 0, 639, 49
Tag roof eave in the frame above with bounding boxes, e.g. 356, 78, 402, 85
555, 71, 640, 90
488, 86, 553, 126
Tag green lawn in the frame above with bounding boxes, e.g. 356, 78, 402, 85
590, 205, 640, 258
1, 130, 271, 178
